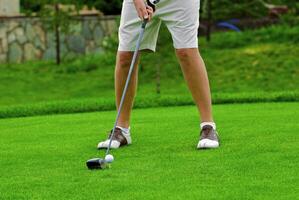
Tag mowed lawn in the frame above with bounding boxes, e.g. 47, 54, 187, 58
0, 103, 298, 199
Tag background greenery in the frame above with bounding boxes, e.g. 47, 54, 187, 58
21, 0, 299, 19
207, 0, 299, 21
0, 24, 298, 106
20, 0, 123, 14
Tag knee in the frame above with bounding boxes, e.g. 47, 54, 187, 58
176, 49, 193, 62
117, 52, 134, 70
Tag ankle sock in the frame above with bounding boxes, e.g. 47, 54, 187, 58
116, 126, 130, 134
200, 122, 216, 130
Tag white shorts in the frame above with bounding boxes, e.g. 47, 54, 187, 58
118, 0, 200, 52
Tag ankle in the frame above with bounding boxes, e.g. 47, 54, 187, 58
116, 126, 130, 134
117, 122, 130, 129
200, 122, 216, 130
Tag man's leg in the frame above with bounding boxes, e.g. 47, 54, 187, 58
97, 51, 138, 149
97, 0, 160, 149
176, 48, 219, 149
175, 48, 213, 122
115, 51, 140, 128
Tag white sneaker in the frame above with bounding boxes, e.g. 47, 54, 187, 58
97, 127, 132, 149
197, 125, 220, 149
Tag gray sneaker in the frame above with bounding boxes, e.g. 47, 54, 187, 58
197, 125, 220, 149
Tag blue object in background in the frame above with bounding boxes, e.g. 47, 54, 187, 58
217, 19, 241, 32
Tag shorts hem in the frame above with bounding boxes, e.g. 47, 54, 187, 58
173, 44, 199, 49
118, 44, 156, 52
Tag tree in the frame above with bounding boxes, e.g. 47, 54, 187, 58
21, 0, 123, 15
79, 0, 123, 15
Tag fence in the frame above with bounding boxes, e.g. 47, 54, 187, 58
0, 15, 118, 63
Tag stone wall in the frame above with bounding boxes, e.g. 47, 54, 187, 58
0, 15, 118, 63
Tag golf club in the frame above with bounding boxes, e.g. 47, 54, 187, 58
86, 0, 159, 170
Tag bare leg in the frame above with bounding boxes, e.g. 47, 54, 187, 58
115, 51, 140, 128
175, 48, 213, 122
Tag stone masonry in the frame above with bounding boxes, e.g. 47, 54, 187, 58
0, 16, 118, 63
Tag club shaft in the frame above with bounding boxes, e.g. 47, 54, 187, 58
105, 20, 147, 155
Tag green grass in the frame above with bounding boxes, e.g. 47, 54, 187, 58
0, 24, 298, 107
0, 102, 298, 199
1, 91, 299, 119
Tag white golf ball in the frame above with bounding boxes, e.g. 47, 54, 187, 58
105, 154, 114, 163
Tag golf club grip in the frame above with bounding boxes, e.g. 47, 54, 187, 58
105, 21, 147, 155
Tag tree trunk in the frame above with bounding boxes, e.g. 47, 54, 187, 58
199, 0, 203, 23
54, 3, 61, 65
207, 0, 212, 42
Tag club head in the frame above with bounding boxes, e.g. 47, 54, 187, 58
86, 158, 107, 170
